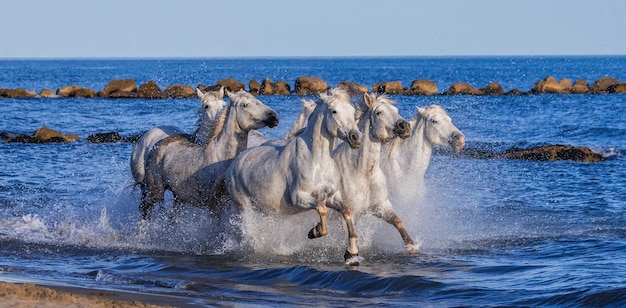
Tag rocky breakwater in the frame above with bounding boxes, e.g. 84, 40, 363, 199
1, 127, 141, 144
502, 145, 605, 162
2, 75, 626, 99
436, 144, 607, 162
2, 127, 81, 143
33, 79, 196, 99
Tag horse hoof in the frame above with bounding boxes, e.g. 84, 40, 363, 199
405, 244, 419, 254
344, 251, 360, 266
308, 226, 325, 239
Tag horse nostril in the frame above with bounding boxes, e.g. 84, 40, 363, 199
263, 111, 279, 128
350, 132, 358, 141
397, 120, 408, 131
395, 119, 410, 138
452, 134, 466, 150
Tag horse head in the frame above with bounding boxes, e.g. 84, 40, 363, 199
319, 88, 361, 149
363, 92, 410, 142
296, 99, 317, 127
226, 89, 279, 131
196, 87, 228, 122
417, 105, 465, 150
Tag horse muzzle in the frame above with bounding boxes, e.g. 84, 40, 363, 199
451, 133, 465, 151
264, 111, 280, 128
394, 119, 411, 139
347, 129, 362, 149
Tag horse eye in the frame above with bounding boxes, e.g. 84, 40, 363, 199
331, 110, 337, 114
431, 119, 438, 124
204, 105, 209, 109
242, 103, 248, 108
375, 111, 382, 116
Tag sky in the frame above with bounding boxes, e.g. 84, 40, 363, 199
0, 0, 625, 58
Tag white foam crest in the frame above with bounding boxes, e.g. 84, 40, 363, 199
239, 209, 346, 256
383, 157, 545, 253
387, 172, 478, 252
0, 173, 243, 254
355, 213, 413, 253
135, 205, 243, 255
3, 214, 47, 237
237, 206, 419, 260
0, 155, 513, 258
593, 147, 623, 160
95, 270, 137, 285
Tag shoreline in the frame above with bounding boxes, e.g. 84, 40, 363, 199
0, 276, 199, 308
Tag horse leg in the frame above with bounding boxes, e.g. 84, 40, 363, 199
168, 195, 184, 224
376, 209, 418, 254
140, 178, 165, 221
139, 186, 154, 221
341, 209, 360, 266
308, 200, 328, 239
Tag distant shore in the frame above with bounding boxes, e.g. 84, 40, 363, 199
1, 75, 625, 99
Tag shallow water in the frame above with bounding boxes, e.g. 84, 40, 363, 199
1, 57, 625, 306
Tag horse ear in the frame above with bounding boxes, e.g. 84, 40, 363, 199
196, 88, 204, 98
363, 92, 374, 109
217, 86, 225, 99
417, 106, 426, 115
226, 89, 234, 98
301, 99, 317, 113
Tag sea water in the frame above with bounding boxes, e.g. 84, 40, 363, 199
0, 57, 625, 306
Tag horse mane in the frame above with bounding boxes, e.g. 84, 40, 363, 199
208, 89, 254, 141
199, 90, 224, 106
194, 113, 209, 133
384, 104, 449, 152
319, 87, 351, 105
412, 104, 447, 122
409, 104, 448, 127
368, 92, 397, 105
353, 92, 398, 122
209, 104, 228, 141
384, 104, 445, 161
311, 88, 352, 127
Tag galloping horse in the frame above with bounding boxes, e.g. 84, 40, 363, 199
130, 87, 227, 186
380, 105, 465, 202
331, 93, 415, 264
225, 88, 361, 255
141, 90, 279, 220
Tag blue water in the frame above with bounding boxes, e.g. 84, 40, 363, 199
1, 57, 625, 307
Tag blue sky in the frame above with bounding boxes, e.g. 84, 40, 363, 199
1, 0, 625, 58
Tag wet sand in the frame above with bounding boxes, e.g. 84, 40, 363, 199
0, 280, 197, 307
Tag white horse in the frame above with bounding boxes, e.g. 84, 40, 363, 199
141, 90, 279, 220
331, 93, 415, 264
130, 87, 227, 186
225, 88, 362, 255
380, 104, 465, 202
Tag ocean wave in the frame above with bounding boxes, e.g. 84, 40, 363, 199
515, 287, 626, 307
232, 265, 444, 297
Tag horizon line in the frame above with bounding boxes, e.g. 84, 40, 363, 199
1, 54, 626, 61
